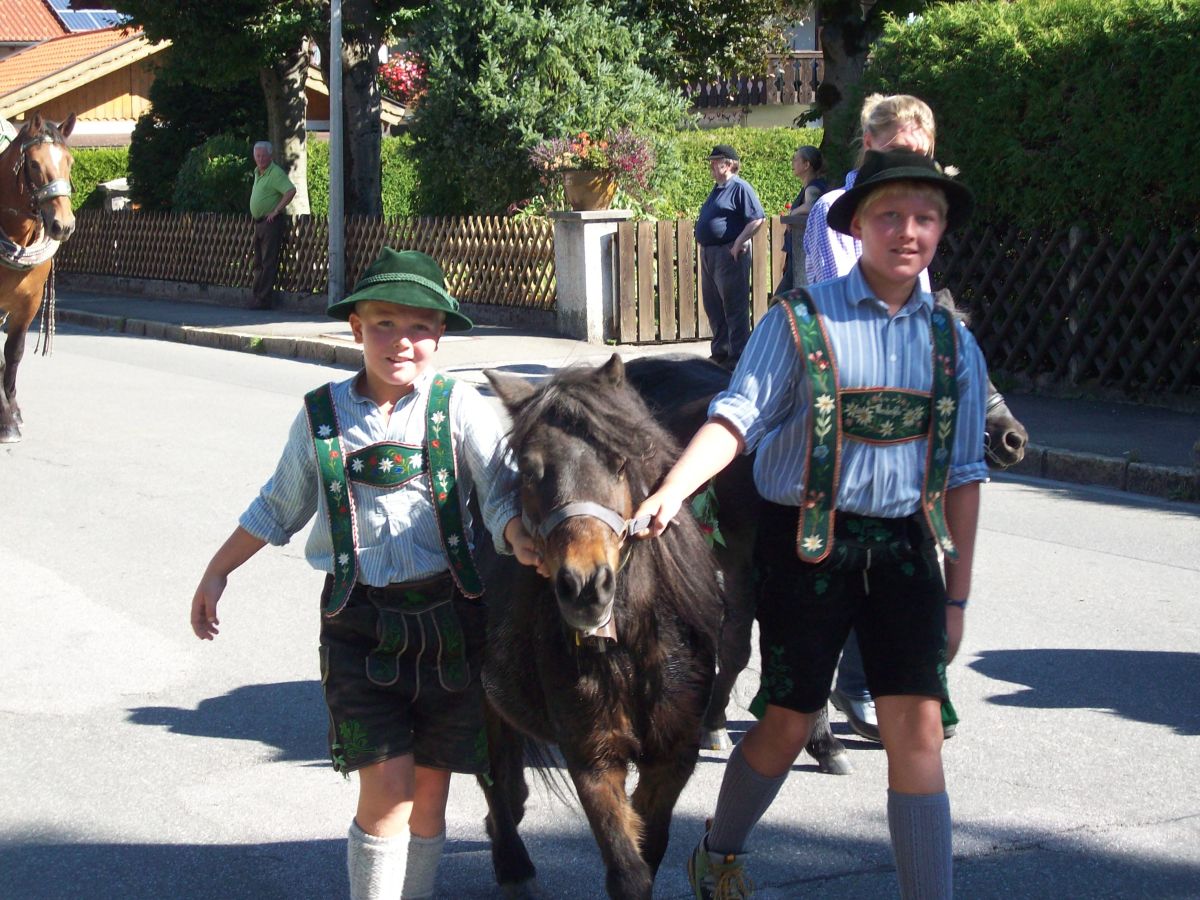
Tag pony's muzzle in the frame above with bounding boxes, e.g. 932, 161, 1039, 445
555, 562, 616, 631
985, 423, 1028, 467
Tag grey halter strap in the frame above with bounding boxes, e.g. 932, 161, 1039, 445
527, 501, 651, 542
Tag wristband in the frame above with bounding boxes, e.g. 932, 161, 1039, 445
946, 598, 969, 610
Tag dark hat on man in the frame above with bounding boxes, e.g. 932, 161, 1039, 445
326, 247, 473, 331
826, 149, 974, 236
706, 144, 740, 161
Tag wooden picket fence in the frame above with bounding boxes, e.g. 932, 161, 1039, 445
56, 210, 556, 309
615, 218, 1199, 395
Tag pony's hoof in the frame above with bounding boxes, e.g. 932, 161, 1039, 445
0, 426, 21, 443
501, 878, 542, 898
700, 727, 732, 752
814, 749, 853, 776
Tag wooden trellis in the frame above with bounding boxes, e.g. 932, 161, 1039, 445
56, 210, 556, 310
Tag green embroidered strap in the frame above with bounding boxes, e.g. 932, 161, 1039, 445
841, 388, 931, 443
346, 442, 425, 487
426, 375, 484, 598
783, 290, 842, 564
305, 384, 359, 617
923, 307, 959, 560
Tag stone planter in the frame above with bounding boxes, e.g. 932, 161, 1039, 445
562, 170, 617, 211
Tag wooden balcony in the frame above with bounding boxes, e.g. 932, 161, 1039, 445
683, 51, 824, 108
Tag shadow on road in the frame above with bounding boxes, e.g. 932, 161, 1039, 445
971, 648, 1200, 735
127, 680, 328, 763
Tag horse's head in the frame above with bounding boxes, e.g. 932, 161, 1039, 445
488, 355, 662, 634
14, 112, 77, 241
984, 383, 1028, 468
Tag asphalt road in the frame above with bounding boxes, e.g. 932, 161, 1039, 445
2, 328, 1198, 899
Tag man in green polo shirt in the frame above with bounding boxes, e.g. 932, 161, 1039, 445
250, 141, 297, 310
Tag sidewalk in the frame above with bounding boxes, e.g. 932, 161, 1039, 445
54, 288, 1200, 503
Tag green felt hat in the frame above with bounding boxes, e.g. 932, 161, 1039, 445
326, 247, 473, 331
827, 148, 974, 236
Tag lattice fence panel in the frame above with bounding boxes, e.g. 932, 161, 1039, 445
56, 211, 555, 310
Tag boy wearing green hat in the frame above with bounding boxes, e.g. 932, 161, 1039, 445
636, 149, 988, 899
190, 248, 540, 899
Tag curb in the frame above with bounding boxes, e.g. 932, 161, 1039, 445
58, 308, 1200, 505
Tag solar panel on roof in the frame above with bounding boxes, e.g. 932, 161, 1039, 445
46, 0, 127, 32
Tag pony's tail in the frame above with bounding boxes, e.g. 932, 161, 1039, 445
521, 737, 577, 807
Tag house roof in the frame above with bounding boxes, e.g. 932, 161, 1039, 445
0, 26, 162, 118
306, 64, 410, 126
0, 0, 67, 43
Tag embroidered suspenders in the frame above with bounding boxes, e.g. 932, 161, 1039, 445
781, 289, 959, 564
304, 376, 484, 617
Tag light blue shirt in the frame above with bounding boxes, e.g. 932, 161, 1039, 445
240, 369, 520, 586
709, 265, 989, 517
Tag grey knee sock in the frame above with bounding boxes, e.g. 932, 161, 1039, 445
706, 743, 788, 856
402, 831, 446, 899
887, 789, 953, 900
347, 819, 409, 900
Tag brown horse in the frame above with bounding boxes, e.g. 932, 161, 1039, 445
625, 316, 1029, 759
481, 355, 724, 899
0, 112, 77, 443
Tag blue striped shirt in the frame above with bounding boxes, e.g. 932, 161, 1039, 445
710, 265, 989, 517
240, 369, 520, 586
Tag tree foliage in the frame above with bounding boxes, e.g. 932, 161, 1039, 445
410, 0, 688, 214
839, 0, 1200, 234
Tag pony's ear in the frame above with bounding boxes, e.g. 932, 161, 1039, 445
28, 112, 43, 135
597, 353, 625, 387
59, 113, 76, 139
485, 369, 537, 410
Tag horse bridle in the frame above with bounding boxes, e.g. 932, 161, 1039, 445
8, 133, 73, 218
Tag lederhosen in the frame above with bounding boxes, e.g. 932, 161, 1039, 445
305, 375, 489, 774
750, 289, 960, 722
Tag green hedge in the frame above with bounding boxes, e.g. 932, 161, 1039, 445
305, 136, 420, 218
70, 147, 130, 210
173, 134, 253, 213
831, 0, 1200, 234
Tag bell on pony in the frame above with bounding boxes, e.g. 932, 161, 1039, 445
0, 111, 77, 443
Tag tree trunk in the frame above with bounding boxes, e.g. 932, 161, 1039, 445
260, 40, 311, 216
339, 0, 383, 216
815, 15, 872, 159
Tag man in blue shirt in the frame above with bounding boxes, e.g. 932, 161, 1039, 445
694, 145, 765, 369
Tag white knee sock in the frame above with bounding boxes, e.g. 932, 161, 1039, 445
402, 831, 446, 899
347, 819, 410, 900
887, 789, 953, 900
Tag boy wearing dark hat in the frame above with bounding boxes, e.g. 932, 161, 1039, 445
637, 149, 987, 899
190, 248, 540, 900
695, 145, 766, 369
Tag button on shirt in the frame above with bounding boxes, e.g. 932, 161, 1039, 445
709, 265, 989, 517
240, 369, 520, 586
694, 176, 766, 247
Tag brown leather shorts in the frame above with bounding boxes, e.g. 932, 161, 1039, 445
318, 573, 488, 775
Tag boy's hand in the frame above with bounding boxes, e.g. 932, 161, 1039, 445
504, 516, 547, 577
632, 489, 684, 539
191, 574, 226, 640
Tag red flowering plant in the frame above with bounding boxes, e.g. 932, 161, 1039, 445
529, 128, 656, 198
378, 51, 426, 106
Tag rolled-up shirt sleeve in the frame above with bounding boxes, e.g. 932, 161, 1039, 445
239, 408, 318, 544
947, 321, 990, 489
454, 383, 521, 554
709, 305, 801, 453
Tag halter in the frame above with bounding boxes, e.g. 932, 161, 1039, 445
523, 501, 652, 652
6, 131, 74, 218
984, 388, 1017, 467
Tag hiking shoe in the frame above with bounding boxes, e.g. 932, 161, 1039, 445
830, 688, 881, 742
688, 833, 753, 899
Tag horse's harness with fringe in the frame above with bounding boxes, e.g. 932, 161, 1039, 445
523, 500, 652, 652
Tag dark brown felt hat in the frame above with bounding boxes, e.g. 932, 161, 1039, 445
827, 148, 974, 236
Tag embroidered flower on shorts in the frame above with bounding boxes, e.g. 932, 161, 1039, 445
350, 458, 365, 473
936, 396, 957, 417
815, 393, 835, 414
378, 457, 395, 472
338, 552, 351, 568
317, 424, 333, 438
802, 534, 824, 553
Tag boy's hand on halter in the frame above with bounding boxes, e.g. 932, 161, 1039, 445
504, 516, 548, 577
632, 489, 684, 539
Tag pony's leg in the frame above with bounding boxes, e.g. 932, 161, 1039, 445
805, 704, 852, 775
702, 576, 754, 750
630, 746, 700, 877
568, 762, 653, 900
479, 706, 538, 894
0, 325, 28, 442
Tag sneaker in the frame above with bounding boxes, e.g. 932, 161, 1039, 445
943, 722, 956, 740
830, 688, 881, 742
687, 832, 753, 899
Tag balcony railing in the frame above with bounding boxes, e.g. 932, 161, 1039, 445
684, 51, 824, 108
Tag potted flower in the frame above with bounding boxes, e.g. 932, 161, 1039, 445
529, 128, 656, 211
